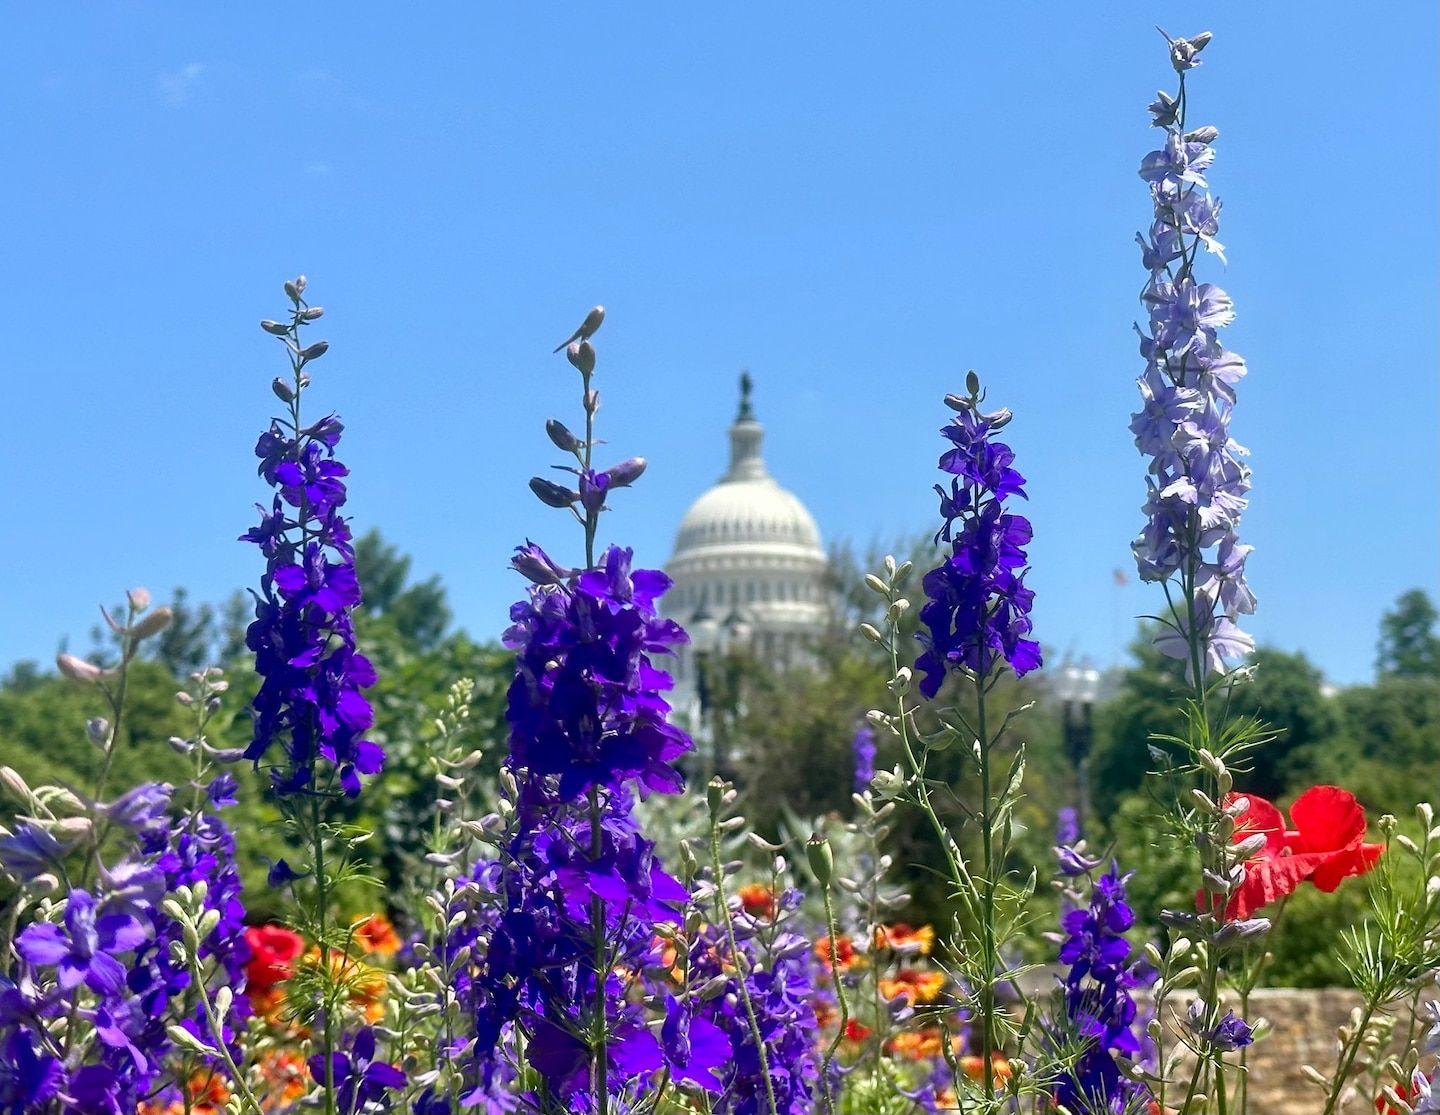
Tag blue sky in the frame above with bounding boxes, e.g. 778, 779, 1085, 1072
4, 5, 1436, 686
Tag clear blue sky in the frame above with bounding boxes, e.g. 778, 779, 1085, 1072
4, 6, 1436, 686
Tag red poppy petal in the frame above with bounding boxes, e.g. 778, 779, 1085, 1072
1226, 792, 1288, 856
1226, 853, 1324, 920
1309, 841, 1385, 893
1287, 786, 1366, 854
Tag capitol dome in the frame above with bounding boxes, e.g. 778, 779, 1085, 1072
665, 374, 830, 685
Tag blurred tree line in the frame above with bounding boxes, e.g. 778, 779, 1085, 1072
2, 522, 1435, 984
0, 530, 513, 921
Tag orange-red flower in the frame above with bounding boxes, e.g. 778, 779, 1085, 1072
878, 968, 947, 1004
737, 883, 775, 918
842, 1018, 873, 1043
814, 933, 860, 972
139, 1071, 231, 1115
873, 923, 936, 955
886, 1026, 961, 1060
258, 1051, 309, 1111
961, 1054, 1012, 1084
352, 913, 401, 956
1223, 786, 1384, 920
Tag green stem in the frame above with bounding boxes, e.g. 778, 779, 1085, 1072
312, 792, 337, 1115
974, 670, 998, 1103
190, 955, 267, 1115
709, 817, 780, 1115
816, 883, 849, 1115
1321, 1001, 1377, 1115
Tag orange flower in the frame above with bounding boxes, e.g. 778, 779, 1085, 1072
814, 999, 837, 1030
814, 934, 860, 972
258, 1051, 309, 1111
139, 1071, 231, 1115
353, 913, 402, 956
873, 923, 935, 956
737, 883, 775, 918
960, 1055, 1013, 1084
878, 968, 947, 1004
885, 1026, 960, 1060
304, 946, 388, 1022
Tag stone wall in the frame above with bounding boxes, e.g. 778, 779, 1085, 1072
1148, 987, 1422, 1115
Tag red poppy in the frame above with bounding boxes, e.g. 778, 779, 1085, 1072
1223, 786, 1384, 920
842, 1018, 872, 1042
243, 924, 305, 993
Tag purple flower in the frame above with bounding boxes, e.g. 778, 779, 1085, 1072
0, 823, 71, 884
1186, 1002, 1253, 1052
1053, 865, 1152, 1112
16, 889, 148, 996
242, 283, 380, 798
0, 1030, 62, 1114
309, 1027, 406, 1115
503, 544, 691, 803
100, 782, 174, 839
1130, 38, 1255, 680
852, 724, 877, 791
917, 393, 1040, 695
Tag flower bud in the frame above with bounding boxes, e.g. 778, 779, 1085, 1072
859, 623, 883, 644
261, 319, 290, 336
886, 667, 913, 695
605, 457, 647, 488
284, 280, 302, 303
1185, 126, 1219, 144
299, 340, 329, 361
56, 653, 103, 683
1232, 833, 1267, 860
567, 340, 596, 375
805, 833, 834, 886
0, 767, 32, 804
86, 718, 110, 748
528, 477, 579, 508
300, 306, 324, 321
545, 419, 582, 453
272, 377, 296, 402
943, 393, 973, 413
168, 1025, 219, 1057
706, 777, 726, 817
169, 736, 195, 754
965, 370, 981, 396
130, 606, 174, 640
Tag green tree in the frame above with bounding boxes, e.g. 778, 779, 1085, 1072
354, 529, 452, 652
1228, 647, 1340, 800
1376, 588, 1440, 679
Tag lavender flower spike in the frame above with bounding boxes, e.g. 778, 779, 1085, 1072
1129, 39, 1256, 681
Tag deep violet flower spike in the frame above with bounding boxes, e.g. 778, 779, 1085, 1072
916, 386, 1040, 696
1054, 864, 1152, 1113
241, 280, 380, 797
1129, 35, 1256, 682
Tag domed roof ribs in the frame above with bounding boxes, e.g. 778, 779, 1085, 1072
724, 370, 767, 482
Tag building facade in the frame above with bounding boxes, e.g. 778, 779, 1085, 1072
665, 374, 830, 724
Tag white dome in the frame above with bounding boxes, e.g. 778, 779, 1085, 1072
674, 476, 823, 555
664, 375, 830, 737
